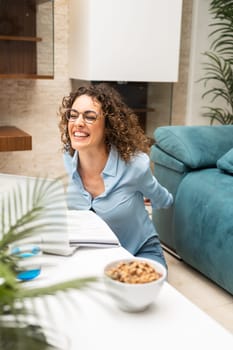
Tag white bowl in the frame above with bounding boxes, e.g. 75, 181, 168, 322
104, 257, 167, 312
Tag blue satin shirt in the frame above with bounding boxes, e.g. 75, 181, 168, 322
63, 146, 173, 256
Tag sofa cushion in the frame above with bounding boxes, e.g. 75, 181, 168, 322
217, 148, 233, 174
154, 125, 233, 169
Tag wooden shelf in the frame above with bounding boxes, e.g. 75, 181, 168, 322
0, 126, 32, 152
0, 35, 42, 42
0, 74, 53, 79
0, 0, 54, 79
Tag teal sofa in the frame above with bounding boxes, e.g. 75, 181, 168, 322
150, 125, 233, 295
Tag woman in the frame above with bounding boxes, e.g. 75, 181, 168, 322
59, 83, 173, 267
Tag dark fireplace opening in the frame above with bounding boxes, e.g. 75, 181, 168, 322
71, 80, 173, 141
92, 81, 150, 131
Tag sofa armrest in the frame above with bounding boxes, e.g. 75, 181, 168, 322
154, 125, 233, 169
150, 145, 188, 199
150, 144, 188, 251
150, 145, 188, 174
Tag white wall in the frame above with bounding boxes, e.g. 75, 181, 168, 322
186, 0, 213, 125
69, 0, 183, 82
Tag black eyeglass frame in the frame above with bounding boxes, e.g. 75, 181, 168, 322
65, 108, 99, 124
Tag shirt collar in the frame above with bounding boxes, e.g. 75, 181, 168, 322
72, 147, 119, 177
71, 151, 78, 177
103, 146, 118, 177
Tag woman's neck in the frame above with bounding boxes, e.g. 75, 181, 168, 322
78, 146, 109, 175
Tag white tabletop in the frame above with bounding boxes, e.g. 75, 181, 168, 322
1, 173, 233, 349
26, 246, 233, 350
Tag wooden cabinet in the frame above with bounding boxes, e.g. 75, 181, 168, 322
0, 0, 54, 79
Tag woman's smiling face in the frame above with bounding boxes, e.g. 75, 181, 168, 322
68, 94, 106, 152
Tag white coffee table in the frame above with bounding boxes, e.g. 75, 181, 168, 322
26, 246, 233, 350
1, 173, 233, 349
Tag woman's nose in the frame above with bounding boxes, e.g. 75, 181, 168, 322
73, 114, 85, 125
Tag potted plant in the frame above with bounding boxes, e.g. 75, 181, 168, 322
200, 0, 233, 124
0, 177, 97, 349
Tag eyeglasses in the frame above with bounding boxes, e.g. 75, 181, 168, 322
65, 108, 99, 124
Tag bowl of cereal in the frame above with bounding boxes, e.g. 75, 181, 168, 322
104, 257, 167, 312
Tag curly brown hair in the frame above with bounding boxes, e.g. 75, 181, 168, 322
58, 83, 150, 162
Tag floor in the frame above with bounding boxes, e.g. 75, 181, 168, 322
164, 249, 233, 335
145, 204, 233, 335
